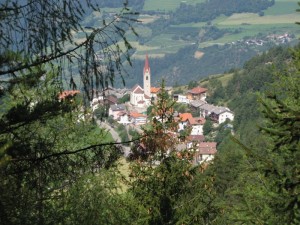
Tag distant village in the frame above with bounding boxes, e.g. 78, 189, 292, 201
66, 55, 235, 165
233, 32, 294, 46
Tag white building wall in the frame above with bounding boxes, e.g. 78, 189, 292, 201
199, 154, 215, 164
130, 92, 135, 105
200, 93, 207, 101
119, 115, 131, 124
177, 95, 190, 104
130, 92, 144, 106
191, 125, 203, 135
144, 70, 151, 97
200, 109, 211, 118
218, 111, 234, 124
109, 110, 119, 120
133, 117, 147, 125
178, 121, 188, 132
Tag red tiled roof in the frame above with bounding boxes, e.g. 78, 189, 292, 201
58, 90, 80, 100
187, 135, 205, 142
179, 113, 193, 122
188, 117, 205, 125
130, 112, 146, 118
150, 87, 160, 93
188, 87, 208, 94
199, 142, 217, 155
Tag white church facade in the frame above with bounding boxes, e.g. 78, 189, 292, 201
130, 54, 152, 107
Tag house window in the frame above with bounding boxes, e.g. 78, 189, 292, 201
146, 76, 148, 80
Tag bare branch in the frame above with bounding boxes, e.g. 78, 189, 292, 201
11, 134, 147, 162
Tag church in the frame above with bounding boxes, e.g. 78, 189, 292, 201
130, 54, 152, 107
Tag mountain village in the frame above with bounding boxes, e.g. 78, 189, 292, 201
88, 55, 235, 165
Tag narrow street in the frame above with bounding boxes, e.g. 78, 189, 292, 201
95, 119, 131, 157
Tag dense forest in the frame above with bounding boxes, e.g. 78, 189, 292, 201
171, 0, 274, 24
0, 1, 300, 224
146, 0, 274, 37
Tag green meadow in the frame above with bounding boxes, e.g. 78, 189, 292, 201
218, 13, 300, 25
264, 0, 299, 15
126, 31, 196, 58
143, 0, 204, 11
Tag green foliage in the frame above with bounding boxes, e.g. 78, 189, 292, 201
257, 60, 300, 224
116, 124, 130, 146
207, 45, 300, 224
128, 80, 200, 224
214, 120, 232, 144
0, 1, 137, 223
203, 118, 213, 135
129, 153, 196, 225
187, 80, 198, 89
118, 93, 130, 104
62, 172, 147, 225
206, 78, 226, 104
107, 116, 116, 125
146, 105, 154, 117
128, 128, 140, 140
172, 87, 183, 94
94, 105, 109, 120
173, 102, 189, 113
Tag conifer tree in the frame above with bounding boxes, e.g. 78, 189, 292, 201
0, 1, 136, 223
129, 80, 196, 224
258, 50, 300, 224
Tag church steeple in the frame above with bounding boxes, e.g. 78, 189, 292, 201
143, 54, 151, 97
144, 54, 150, 74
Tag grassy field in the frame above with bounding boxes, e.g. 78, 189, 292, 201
143, 0, 204, 11
218, 13, 300, 25
131, 33, 195, 58
117, 157, 131, 192
264, 0, 299, 15
143, 0, 299, 14
199, 73, 235, 87
173, 72, 235, 95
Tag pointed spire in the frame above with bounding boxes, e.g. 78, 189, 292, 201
144, 54, 150, 73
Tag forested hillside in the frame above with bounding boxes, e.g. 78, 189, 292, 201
216, 46, 291, 137
203, 44, 300, 223
124, 42, 269, 87
170, 0, 274, 24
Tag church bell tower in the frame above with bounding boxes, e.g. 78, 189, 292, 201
143, 54, 151, 97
